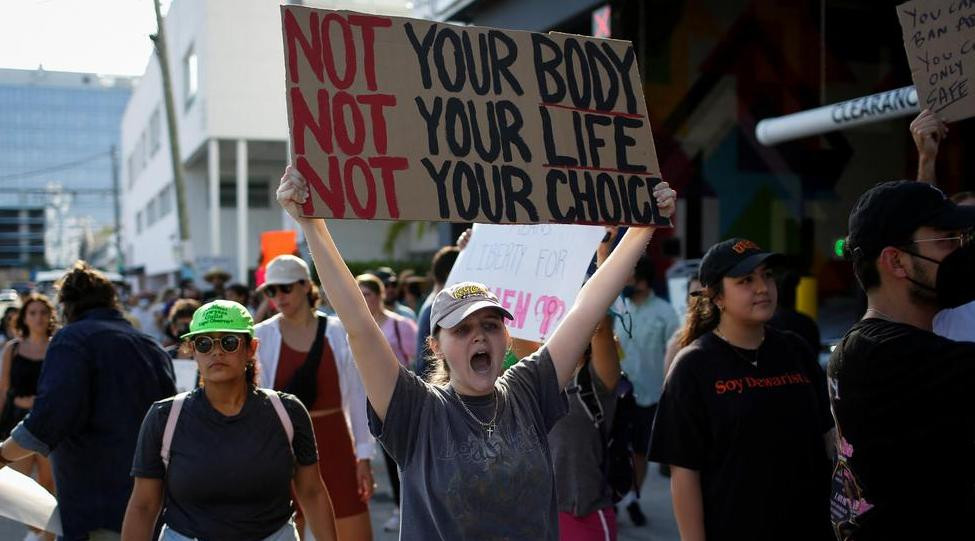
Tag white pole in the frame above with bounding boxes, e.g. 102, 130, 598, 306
236, 139, 249, 284
208, 138, 220, 255
755, 85, 919, 146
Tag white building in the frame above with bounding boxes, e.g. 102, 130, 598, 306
121, 0, 438, 292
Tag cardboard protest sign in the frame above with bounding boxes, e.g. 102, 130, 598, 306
281, 6, 668, 226
445, 223, 605, 341
897, 0, 975, 121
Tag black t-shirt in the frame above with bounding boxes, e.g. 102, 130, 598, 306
131, 388, 318, 541
649, 327, 833, 540
828, 318, 975, 540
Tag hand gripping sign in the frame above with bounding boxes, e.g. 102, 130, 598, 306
281, 6, 671, 227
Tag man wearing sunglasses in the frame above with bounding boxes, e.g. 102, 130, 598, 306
828, 180, 975, 541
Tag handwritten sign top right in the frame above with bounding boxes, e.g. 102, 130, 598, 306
897, 0, 975, 122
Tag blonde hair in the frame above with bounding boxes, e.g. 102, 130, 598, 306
425, 332, 450, 385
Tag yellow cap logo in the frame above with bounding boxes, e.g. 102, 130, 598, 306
451, 284, 488, 300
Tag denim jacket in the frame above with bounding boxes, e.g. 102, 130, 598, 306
12, 308, 176, 540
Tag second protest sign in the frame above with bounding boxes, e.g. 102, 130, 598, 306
281, 6, 668, 226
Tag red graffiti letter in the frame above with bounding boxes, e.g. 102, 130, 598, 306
290, 87, 332, 154
332, 92, 365, 155
344, 157, 377, 219
283, 9, 323, 84
298, 156, 345, 218
369, 156, 408, 218
349, 14, 392, 91
356, 93, 396, 154
321, 13, 356, 89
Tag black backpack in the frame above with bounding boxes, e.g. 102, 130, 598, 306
573, 362, 639, 503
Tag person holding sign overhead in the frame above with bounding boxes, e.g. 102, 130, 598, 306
275, 165, 676, 540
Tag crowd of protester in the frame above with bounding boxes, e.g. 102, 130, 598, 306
0, 105, 971, 541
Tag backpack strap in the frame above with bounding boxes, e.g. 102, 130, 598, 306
573, 359, 605, 431
161, 391, 191, 469
259, 388, 294, 445
161, 390, 295, 470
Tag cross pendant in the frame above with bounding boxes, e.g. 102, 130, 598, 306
486, 424, 495, 438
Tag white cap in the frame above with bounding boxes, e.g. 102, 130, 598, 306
261, 255, 310, 288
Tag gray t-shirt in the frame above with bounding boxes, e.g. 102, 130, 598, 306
131, 388, 317, 541
549, 362, 617, 517
368, 347, 568, 540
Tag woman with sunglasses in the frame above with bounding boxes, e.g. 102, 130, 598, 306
276, 166, 676, 539
255, 256, 375, 541
122, 300, 338, 541
648, 239, 834, 541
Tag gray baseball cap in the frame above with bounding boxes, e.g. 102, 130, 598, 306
430, 282, 513, 330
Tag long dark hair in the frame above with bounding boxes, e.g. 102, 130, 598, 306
677, 282, 724, 349
16, 293, 57, 339
57, 261, 120, 323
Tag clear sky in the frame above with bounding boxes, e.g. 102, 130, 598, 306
0, 0, 172, 76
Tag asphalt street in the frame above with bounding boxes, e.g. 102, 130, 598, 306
0, 458, 678, 540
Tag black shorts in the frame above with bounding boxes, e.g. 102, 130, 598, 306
631, 402, 657, 456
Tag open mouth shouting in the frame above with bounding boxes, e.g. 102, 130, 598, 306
470, 349, 492, 374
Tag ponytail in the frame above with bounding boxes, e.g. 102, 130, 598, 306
677, 283, 723, 349
424, 332, 451, 386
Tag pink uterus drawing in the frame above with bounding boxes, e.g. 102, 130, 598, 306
534, 296, 566, 339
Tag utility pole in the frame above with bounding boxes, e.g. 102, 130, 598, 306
150, 0, 192, 270
110, 145, 123, 274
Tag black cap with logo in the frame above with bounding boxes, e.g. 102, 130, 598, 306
698, 238, 784, 288
847, 180, 975, 261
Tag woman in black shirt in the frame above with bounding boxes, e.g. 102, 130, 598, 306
649, 238, 834, 540
122, 301, 338, 541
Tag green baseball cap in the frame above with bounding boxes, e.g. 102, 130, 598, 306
180, 300, 254, 340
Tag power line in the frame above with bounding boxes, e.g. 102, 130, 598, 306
0, 150, 112, 183
0, 187, 115, 195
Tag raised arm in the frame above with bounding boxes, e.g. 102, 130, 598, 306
277, 167, 400, 420
545, 183, 676, 389
910, 109, 947, 185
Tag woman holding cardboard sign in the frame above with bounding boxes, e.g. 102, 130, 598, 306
276, 165, 675, 539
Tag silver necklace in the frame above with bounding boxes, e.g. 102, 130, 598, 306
451, 388, 499, 437
713, 328, 763, 367
865, 308, 896, 321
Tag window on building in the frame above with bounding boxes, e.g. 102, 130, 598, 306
149, 107, 161, 157
128, 153, 137, 189
136, 210, 144, 234
147, 198, 158, 226
159, 184, 173, 217
136, 133, 147, 173
184, 46, 198, 110
219, 177, 271, 209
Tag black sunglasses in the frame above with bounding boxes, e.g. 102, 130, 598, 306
263, 280, 305, 297
192, 335, 243, 354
